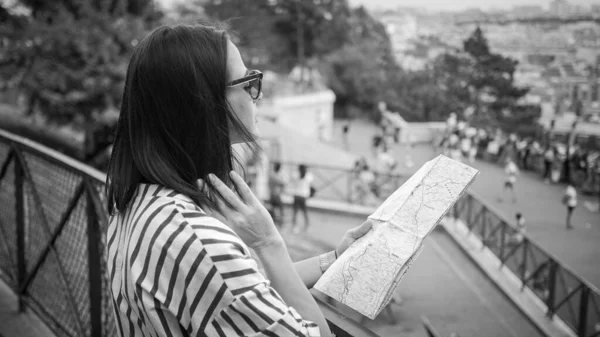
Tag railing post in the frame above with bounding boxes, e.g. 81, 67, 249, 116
521, 240, 528, 290
452, 201, 458, 220
14, 146, 26, 312
347, 171, 352, 203
577, 286, 589, 337
480, 210, 488, 250
499, 222, 507, 267
86, 180, 103, 337
467, 194, 473, 224
546, 260, 558, 318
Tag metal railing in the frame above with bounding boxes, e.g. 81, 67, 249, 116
0, 128, 381, 337
278, 162, 406, 205
450, 192, 600, 337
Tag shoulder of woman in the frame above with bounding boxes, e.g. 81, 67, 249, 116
173, 205, 250, 254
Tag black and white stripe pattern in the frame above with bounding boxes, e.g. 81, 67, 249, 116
107, 184, 320, 337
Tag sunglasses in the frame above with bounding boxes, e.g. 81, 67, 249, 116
227, 70, 263, 101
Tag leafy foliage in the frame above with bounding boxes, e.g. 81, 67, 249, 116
0, 0, 159, 126
392, 26, 539, 128
200, 0, 398, 118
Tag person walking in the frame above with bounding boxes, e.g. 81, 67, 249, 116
563, 183, 577, 229
501, 159, 519, 203
268, 162, 287, 227
291, 164, 313, 233
543, 146, 555, 184
342, 122, 350, 150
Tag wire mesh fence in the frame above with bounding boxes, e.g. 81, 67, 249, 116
0, 129, 380, 337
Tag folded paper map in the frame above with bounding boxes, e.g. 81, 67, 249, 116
313, 154, 478, 319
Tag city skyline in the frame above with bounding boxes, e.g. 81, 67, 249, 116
347, 0, 598, 12
156, 0, 600, 13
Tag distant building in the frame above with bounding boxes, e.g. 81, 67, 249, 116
543, 61, 600, 116
573, 27, 600, 49
549, 0, 572, 18
511, 5, 545, 19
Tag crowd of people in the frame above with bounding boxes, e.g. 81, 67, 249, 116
435, 112, 598, 235
435, 113, 600, 194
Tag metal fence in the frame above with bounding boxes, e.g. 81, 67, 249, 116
0, 128, 380, 337
450, 192, 600, 337
279, 162, 406, 205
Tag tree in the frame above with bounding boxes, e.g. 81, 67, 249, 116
462, 27, 531, 124
0, 0, 160, 162
318, 6, 400, 119
202, 0, 354, 73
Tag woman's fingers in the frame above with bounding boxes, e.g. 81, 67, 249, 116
350, 220, 373, 239
209, 174, 246, 211
229, 171, 256, 205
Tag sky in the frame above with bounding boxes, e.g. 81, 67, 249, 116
347, 0, 599, 12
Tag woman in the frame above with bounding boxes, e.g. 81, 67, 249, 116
105, 24, 372, 337
291, 164, 313, 233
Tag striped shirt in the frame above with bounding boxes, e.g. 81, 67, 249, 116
106, 184, 320, 337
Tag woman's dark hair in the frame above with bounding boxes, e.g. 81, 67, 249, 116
298, 164, 307, 179
273, 162, 281, 173
106, 23, 257, 214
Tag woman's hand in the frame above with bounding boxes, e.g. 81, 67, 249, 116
199, 171, 283, 251
335, 220, 373, 257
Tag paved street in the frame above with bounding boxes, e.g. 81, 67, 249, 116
277, 207, 542, 337
327, 119, 600, 289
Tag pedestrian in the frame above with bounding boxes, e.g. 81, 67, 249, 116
394, 126, 400, 144
372, 135, 383, 157
448, 132, 461, 161
513, 212, 526, 243
522, 139, 531, 170
377, 147, 397, 173
460, 135, 472, 160
562, 183, 577, 229
501, 159, 519, 203
468, 137, 478, 164
355, 163, 376, 205
543, 146, 555, 184
291, 164, 313, 233
342, 122, 350, 150
268, 162, 287, 227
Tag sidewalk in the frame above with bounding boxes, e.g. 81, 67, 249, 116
328, 119, 600, 289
